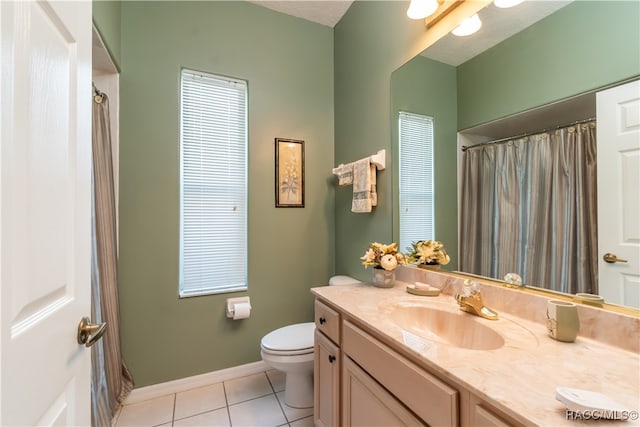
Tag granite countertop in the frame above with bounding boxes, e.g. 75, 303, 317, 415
311, 281, 640, 426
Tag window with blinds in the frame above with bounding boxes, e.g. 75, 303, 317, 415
399, 112, 435, 253
179, 69, 247, 297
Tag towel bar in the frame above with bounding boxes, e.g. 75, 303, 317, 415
332, 149, 386, 174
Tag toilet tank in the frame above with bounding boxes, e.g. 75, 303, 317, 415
329, 275, 361, 286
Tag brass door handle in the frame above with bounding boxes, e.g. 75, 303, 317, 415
603, 253, 628, 264
77, 317, 107, 347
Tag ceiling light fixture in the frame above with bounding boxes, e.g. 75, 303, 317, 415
407, 0, 439, 20
452, 13, 482, 36
494, 0, 525, 8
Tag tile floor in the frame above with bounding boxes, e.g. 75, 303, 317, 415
113, 370, 314, 427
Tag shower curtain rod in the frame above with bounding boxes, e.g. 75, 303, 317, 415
461, 117, 596, 152
92, 82, 104, 96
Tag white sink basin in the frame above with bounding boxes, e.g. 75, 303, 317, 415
388, 304, 505, 350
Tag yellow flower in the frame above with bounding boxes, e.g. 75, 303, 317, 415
360, 248, 376, 264
437, 252, 450, 265
407, 240, 449, 265
417, 245, 435, 262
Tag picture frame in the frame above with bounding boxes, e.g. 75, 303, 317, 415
275, 138, 304, 208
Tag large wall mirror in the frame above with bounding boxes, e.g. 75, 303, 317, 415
391, 0, 640, 311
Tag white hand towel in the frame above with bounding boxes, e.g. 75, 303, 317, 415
352, 158, 373, 213
334, 163, 353, 186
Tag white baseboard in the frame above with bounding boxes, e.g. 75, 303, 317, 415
124, 360, 269, 405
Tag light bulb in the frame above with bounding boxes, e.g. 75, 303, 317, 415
406, 0, 439, 20
494, 0, 524, 8
452, 14, 482, 37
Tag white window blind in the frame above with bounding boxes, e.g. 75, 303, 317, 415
180, 69, 247, 297
399, 111, 435, 253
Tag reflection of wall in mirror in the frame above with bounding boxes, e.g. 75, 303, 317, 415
457, 1, 640, 130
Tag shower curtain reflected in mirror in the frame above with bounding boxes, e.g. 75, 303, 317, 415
460, 121, 598, 294
91, 87, 133, 426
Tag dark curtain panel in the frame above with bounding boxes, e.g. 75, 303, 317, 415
91, 90, 134, 426
460, 122, 598, 294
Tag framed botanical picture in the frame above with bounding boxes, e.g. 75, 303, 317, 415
275, 138, 304, 208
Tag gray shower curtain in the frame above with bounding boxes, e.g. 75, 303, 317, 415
91, 89, 133, 426
459, 122, 598, 294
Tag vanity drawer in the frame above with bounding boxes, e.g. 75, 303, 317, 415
343, 320, 458, 426
315, 299, 340, 344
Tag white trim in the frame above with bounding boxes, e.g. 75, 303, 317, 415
124, 361, 269, 404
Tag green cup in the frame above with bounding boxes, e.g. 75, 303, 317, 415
546, 300, 580, 343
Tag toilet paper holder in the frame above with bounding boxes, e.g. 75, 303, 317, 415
226, 296, 251, 318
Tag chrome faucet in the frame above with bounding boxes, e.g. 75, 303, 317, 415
455, 280, 499, 320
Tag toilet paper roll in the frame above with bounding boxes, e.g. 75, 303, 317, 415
232, 302, 251, 320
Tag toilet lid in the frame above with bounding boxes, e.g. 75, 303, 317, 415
261, 322, 315, 352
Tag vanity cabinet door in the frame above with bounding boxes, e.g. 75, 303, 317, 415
342, 320, 458, 426
469, 394, 524, 427
342, 355, 426, 426
314, 329, 340, 427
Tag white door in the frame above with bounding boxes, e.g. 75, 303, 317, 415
596, 80, 640, 309
1, 1, 93, 425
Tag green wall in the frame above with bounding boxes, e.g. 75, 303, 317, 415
457, 1, 640, 129
390, 56, 458, 269
92, 0, 122, 70
119, 1, 334, 387
333, 1, 439, 281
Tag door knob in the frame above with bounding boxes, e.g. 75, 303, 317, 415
77, 317, 107, 347
603, 253, 628, 264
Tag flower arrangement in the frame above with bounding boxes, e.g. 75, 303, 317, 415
406, 240, 450, 266
361, 242, 406, 271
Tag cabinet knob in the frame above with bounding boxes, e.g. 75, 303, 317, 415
319, 317, 326, 324
328, 355, 336, 363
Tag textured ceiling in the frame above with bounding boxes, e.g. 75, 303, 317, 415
249, 0, 354, 27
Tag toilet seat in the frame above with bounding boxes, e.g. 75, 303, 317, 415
261, 347, 314, 356
261, 322, 315, 355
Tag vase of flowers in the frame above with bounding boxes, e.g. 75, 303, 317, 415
406, 240, 450, 269
371, 268, 395, 287
361, 242, 406, 287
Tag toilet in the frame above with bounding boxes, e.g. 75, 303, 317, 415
260, 275, 361, 408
